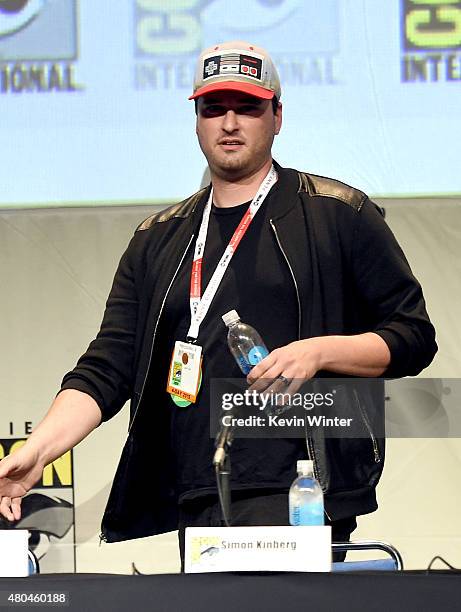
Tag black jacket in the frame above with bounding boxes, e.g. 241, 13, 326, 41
61, 163, 437, 542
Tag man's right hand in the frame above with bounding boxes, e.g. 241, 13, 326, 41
0, 389, 102, 522
0, 445, 44, 521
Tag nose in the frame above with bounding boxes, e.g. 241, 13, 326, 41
222, 109, 238, 133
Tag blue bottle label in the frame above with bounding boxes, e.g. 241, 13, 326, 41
237, 356, 252, 374
290, 502, 324, 526
248, 345, 269, 365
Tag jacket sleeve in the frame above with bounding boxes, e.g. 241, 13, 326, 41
60, 233, 141, 421
351, 198, 437, 377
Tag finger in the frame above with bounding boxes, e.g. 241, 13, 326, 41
249, 378, 293, 416
249, 364, 286, 393
285, 378, 303, 395
248, 377, 272, 395
0, 496, 15, 522
264, 376, 292, 399
273, 378, 308, 406
270, 379, 295, 411
247, 352, 276, 384
11, 497, 22, 522
267, 375, 310, 412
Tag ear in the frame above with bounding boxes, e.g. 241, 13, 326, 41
274, 102, 282, 135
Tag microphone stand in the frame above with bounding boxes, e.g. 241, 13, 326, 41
213, 424, 233, 527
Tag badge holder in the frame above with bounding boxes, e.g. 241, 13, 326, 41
166, 341, 202, 404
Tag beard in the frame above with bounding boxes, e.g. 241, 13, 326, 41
203, 141, 275, 182
209, 152, 250, 180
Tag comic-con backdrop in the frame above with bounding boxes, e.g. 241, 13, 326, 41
1, 0, 460, 207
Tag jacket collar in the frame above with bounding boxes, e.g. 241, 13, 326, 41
269, 160, 304, 220
139, 159, 304, 230
196, 160, 302, 220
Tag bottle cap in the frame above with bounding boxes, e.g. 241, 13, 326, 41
297, 460, 313, 474
222, 310, 240, 327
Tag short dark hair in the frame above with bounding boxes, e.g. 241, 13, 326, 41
194, 96, 280, 115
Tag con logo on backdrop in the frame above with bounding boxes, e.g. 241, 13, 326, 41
133, 0, 341, 90
0, 437, 75, 572
0, 0, 82, 94
401, 0, 461, 82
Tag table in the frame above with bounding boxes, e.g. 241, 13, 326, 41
0, 570, 460, 611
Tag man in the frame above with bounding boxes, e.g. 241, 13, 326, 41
0, 42, 436, 564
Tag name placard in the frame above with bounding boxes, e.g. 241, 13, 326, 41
0, 530, 29, 577
185, 526, 331, 573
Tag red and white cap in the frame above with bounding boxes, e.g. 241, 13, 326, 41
189, 40, 281, 101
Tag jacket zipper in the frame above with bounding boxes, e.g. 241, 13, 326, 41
270, 219, 332, 522
269, 219, 301, 341
100, 234, 195, 542
354, 389, 381, 463
127, 234, 195, 435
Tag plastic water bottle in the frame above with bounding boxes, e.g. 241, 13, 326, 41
289, 460, 324, 526
222, 310, 269, 375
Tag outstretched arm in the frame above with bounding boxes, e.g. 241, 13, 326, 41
0, 389, 101, 521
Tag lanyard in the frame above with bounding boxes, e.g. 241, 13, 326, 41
187, 165, 277, 340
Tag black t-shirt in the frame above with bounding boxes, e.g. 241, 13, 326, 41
154, 187, 307, 502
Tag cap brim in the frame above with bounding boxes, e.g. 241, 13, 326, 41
189, 81, 275, 100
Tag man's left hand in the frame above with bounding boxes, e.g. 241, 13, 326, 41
247, 338, 322, 395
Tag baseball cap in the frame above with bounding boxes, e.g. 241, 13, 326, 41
189, 41, 281, 101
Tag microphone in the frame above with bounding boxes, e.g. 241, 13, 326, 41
213, 418, 233, 527
213, 422, 234, 468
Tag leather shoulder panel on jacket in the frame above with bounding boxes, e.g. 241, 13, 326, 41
136, 187, 208, 231
297, 171, 367, 212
